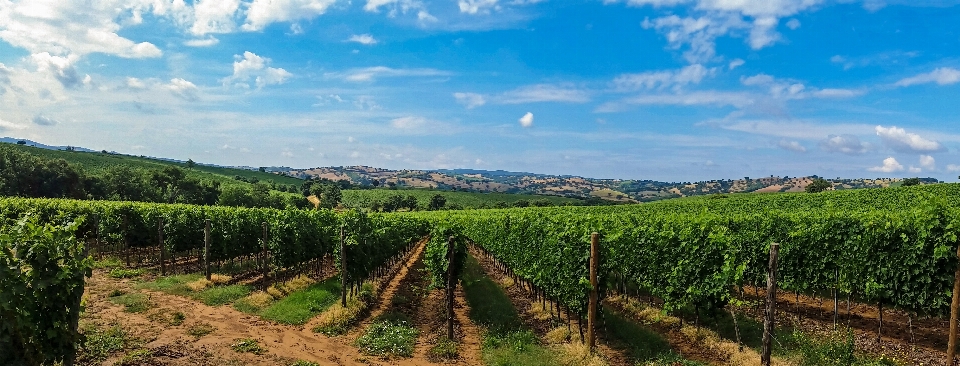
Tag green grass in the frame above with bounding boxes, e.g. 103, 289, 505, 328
109, 267, 145, 279
114, 349, 155, 366
259, 278, 341, 325
193, 285, 252, 306
107, 293, 152, 313
460, 255, 562, 366
355, 313, 420, 357
186, 322, 216, 338
92, 257, 123, 269
603, 307, 678, 362
136, 273, 203, 296
76, 324, 134, 364
231, 338, 267, 355
342, 189, 580, 210
786, 330, 901, 366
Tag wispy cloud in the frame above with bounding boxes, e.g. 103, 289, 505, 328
346, 34, 379, 45
894, 67, 960, 87
329, 66, 451, 82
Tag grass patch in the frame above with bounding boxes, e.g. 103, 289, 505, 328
231, 338, 267, 355
355, 314, 419, 357
233, 291, 276, 314
136, 273, 203, 296
640, 353, 710, 366
312, 297, 365, 335
290, 361, 320, 366
92, 257, 123, 269
186, 322, 216, 338
114, 349, 154, 366
107, 293, 152, 313
109, 267, 145, 279
260, 277, 340, 325
430, 336, 459, 360
193, 284, 251, 306
786, 330, 901, 366
146, 308, 186, 326
76, 324, 133, 364
604, 307, 674, 362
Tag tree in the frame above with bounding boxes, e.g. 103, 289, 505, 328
805, 178, 832, 193
16, 140, 26, 145
902, 177, 921, 186
429, 194, 447, 210
186, 159, 196, 169
259, 167, 266, 172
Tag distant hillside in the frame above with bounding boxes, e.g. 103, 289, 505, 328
282, 166, 940, 202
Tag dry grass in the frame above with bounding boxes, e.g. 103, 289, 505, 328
553, 342, 607, 366
265, 275, 317, 300
266, 286, 285, 299
545, 327, 571, 344
311, 297, 365, 335
499, 276, 515, 288
186, 279, 212, 292
209, 274, 232, 285
242, 292, 275, 309
527, 301, 554, 321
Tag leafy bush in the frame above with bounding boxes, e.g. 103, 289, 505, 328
355, 317, 420, 357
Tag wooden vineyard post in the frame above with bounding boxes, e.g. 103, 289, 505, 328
761, 243, 779, 366
340, 226, 347, 307
587, 232, 599, 353
159, 219, 166, 276
948, 244, 960, 366
261, 222, 269, 290
204, 219, 211, 281
447, 236, 456, 340
123, 215, 130, 267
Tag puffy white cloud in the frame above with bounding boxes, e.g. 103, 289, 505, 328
0, 1, 163, 58
221, 51, 292, 88
331, 66, 450, 82
459, 0, 500, 14
32, 114, 59, 126
612, 64, 714, 91
453, 92, 487, 108
499, 84, 590, 104
919, 155, 935, 170
0, 117, 27, 131
778, 139, 806, 153
191, 0, 241, 35
184, 37, 220, 47
165, 78, 200, 101
29, 52, 84, 88
728, 58, 745, 69
894, 67, 960, 87
875, 125, 944, 153
347, 34, 379, 45
243, 0, 337, 31
615, 0, 822, 62
518, 112, 534, 127
819, 134, 868, 155
868, 157, 904, 173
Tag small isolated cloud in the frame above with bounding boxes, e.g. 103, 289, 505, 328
347, 34, 378, 45
165, 78, 200, 100
459, 0, 500, 14
778, 139, 806, 153
222, 51, 292, 89
819, 134, 868, 155
908, 166, 922, 173
32, 115, 59, 126
875, 125, 944, 153
390, 116, 427, 129
518, 112, 534, 128
184, 37, 220, 47
947, 164, 960, 173
453, 92, 486, 108
785, 19, 801, 30
613, 64, 714, 92
281, 150, 294, 157
919, 155, 936, 170
868, 157, 905, 173
894, 67, 960, 87
728, 59, 745, 70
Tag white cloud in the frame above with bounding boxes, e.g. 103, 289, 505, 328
243, 0, 337, 31
31, 114, 59, 126
518, 112, 534, 127
390, 116, 427, 129
894, 67, 960, 87
947, 164, 960, 173
417, 10, 439, 22
191, 0, 241, 35
919, 155, 935, 170
126, 77, 147, 90
778, 139, 806, 153
615, 0, 822, 62
598, 91, 754, 112
184, 37, 220, 47
868, 157, 904, 173
165, 78, 200, 101
499, 84, 590, 104
453, 92, 487, 108
459, 0, 500, 14
221, 51, 292, 89
785, 18, 800, 29
0, 117, 27, 131
728, 58, 745, 70
908, 166, 921, 173
331, 66, 451, 82
30, 53, 84, 88
364, 0, 424, 16
819, 134, 868, 155
740, 73, 863, 99
0, 1, 163, 59
875, 125, 944, 153
347, 34, 378, 45
612, 64, 714, 91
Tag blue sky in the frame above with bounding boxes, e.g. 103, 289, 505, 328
1, 0, 960, 182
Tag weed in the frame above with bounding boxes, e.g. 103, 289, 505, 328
76, 324, 131, 363
312, 297, 364, 335
290, 361, 320, 366
114, 349, 154, 366
186, 322, 216, 338
171, 311, 186, 326
260, 278, 339, 325
109, 267, 145, 279
355, 317, 419, 357
147, 309, 186, 326
788, 330, 901, 366
231, 338, 266, 355
430, 337, 459, 360
92, 257, 123, 269
210, 273, 233, 285
193, 284, 251, 306
233, 291, 275, 314
136, 274, 203, 296
108, 288, 126, 297
107, 293, 152, 313
187, 278, 213, 292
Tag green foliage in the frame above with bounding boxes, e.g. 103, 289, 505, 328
341, 188, 579, 210
259, 278, 340, 325
107, 293, 153, 313
902, 177, 921, 186
429, 194, 447, 210
424, 223, 467, 289
787, 330, 900, 366
430, 337, 459, 359
355, 317, 420, 357
805, 178, 832, 193
231, 338, 266, 354
76, 324, 132, 364
0, 216, 92, 366
115, 349, 155, 366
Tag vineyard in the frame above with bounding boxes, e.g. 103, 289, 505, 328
2, 183, 960, 365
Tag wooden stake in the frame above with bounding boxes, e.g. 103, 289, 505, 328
761, 243, 779, 366
204, 219, 211, 281
587, 232, 599, 354
340, 225, 347, 307
159, 218, 166, 276
447, 235, 456, 340
261, 222, 269, 290
947, 244, 960, 366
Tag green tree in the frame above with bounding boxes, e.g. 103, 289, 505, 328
429, 194, 447, 210
805, 178, 832, 193
902, 177, 921, 186
186, 159, 196, 169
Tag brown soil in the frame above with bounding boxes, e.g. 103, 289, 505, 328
78, 237, 482, 366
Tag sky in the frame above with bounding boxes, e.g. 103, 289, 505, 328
1, 0, 960, 182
